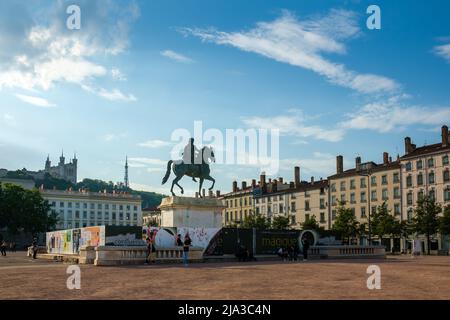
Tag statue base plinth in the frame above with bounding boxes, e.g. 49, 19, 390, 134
158, 196, 225, 229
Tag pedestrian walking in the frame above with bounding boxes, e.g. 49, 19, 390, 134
183, 234, 192, 266
302, 238, 310, 261
0, 240, 7, 256
145, 231, 156, 264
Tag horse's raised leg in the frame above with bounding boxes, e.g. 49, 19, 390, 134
206, 175, 215, 190
173, 175, 184, 195
170, 179, 176, 196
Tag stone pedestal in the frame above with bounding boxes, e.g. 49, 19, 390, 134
158, 196, 225, 228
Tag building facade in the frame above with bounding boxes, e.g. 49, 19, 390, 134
328, 153, 402, 229
41, 189, 142, 230
222, 181, 254, 226
44, 152, 77, 184
400, 125, 450, 223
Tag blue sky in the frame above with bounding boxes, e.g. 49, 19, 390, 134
0, 0, 450, 195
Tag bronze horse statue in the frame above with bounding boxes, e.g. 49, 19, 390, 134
162, 146, 216, 197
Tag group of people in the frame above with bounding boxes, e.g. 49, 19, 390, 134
0, 240, 17, 256
277, 239, 310, 262
145, 232, 192, 266
235, 243, 256, 262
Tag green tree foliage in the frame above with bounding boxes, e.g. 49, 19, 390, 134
413, 196, 442, 255
371, 202, 402, 239
439, 205, 450, 236
332, 202, 360, 244
301, 215, 320, 231
0, 183, 58, 236
272, 215, 291, 230
241, 213, 271, 230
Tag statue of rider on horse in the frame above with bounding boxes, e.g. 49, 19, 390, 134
162, 138, 216, 197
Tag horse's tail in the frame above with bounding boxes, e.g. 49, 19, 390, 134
161, 160, 173, 185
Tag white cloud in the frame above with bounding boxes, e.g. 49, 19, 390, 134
434, 44, 450, 63
103, 133, 127, 142
82, 85, 137, 102
0, 1, 138, 101
128, 157, 167, 166
341, 97, 450, 133
111, 68, 127, 81
138, 139, 173, 148
181, 9, 398, 94
147, 167, 165, 173
241, 109, 345, 142
15, 94, 55, 107
160, 50, 194, 63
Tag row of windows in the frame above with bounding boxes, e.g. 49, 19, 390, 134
405, 155, 449, 171
331, 188, 400, 205
50, 201, 138, 211
330, 204, 401, 220
406, 170, 450, 187
59, 210, 138, 221
331, 174, 400, 192
226, 197, 251, 208
406, 188, 450, 205
63, 222, 139, 229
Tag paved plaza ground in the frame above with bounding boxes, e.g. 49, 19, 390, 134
1, 252, 449, 300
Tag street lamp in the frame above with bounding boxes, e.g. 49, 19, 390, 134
359, 171, 372, 245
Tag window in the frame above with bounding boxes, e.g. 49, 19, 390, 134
361, 207, 366, 218
112, 204, 116, 210
429, 189, 435, 201
371, 176, 377, 186
331, 196, 337, 206
394, 204, 401, 216
350, 179, 355, 189
320, 198, 325, 209
291, 202, 296, 212
445, 188, 450, 201
75, 211, 80, 219
393, 173, 400, 183
75, 203, 80, 209
279, 195, 283, 200
68, 202, 72, 208
320, 212, 325, 223
83, 211, 87, 219
291, 216, 296, 225
105, 204, 109, 210
340, 194, 346, 203
105, 212, 109, 220
112, 213, 116, 220
127, 205, 131, 211
126, 213, 130, 221
340, 181, 346, 191
418, 190, 424, 200
406, 175, 412, 187
120, 205, 123, 211
67, 211, 73, 219
305, 214, 310, 221
405, 162, 412, 171
90, 211, 95, 220
417, 173, 423, 186
407, 192, 413, 205
382, 189, 388, 200
444, 170, 450, 182
305, 200, 310, 211
371, 206, 377, 215
360, 178, 366, 188
371, 190, 377, 201
279, 204, 284, 213
119, 213, 124, 220
83, 203, 87, 209
304, 191, 310, 198
332, 210, 337, 220
350, 193, 356, 204
90, 203, 94, 209
360, 192, 366, 203
429, 172, 435, 184
394, 187, 401, 199
443, 155, 449, 165
331, 183, 336, 192
51, 201, 56, 207
428, 158, 434, 168
382, 175, 388, 185
416, 160, 423, 169
407, 209, 413, 223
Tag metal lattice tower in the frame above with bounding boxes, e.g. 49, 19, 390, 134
124, 156, 129, 188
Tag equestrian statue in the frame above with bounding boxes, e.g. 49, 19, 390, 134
162, 138, 216, 197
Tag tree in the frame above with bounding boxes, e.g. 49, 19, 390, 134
241, 212, 270, 230
332, 202, 360, 244
0, 183, 58, 236
301, 215, 320, 231
413, 196, 441, 255
440, 205, 450, 236
370, 202, 402, 250
272, 216, 290, 230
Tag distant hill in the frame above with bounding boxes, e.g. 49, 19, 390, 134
33, 173, 165, 209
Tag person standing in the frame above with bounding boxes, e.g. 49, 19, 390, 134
183, 234, 192, 266
302, 238, 310, 261
0, 240, 7, 256
176, 234, 183, 247
32, 238, 38, 259
146, 231, 156, 264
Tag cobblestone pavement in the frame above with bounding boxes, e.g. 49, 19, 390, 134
1, 252, 449, 300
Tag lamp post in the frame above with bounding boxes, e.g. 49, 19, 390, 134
359, 172, 372, 245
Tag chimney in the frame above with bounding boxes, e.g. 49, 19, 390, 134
336, 155, 343, 174
251, 179, 256, 188
232, 181, 238, 193
241, 181, 247, 189
260, 172, 266, 189
208, 190, 213, 197
442, 125, 449, 147
355, 157, 361, 171
279, 177, 283, 184
216, 190, 221, 197
383, 152, 389, 165
294, 166, 301, 187
273, 179, 278, 192
289, 182, 295, 188
405, 137, 413, 154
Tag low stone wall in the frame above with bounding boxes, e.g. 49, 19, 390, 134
94, 246, 204, 266
79, 246, 96, 264
309, 245, 386, 259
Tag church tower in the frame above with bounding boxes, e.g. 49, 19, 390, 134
124, 156, 129, 188
45, 155, 51, 171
